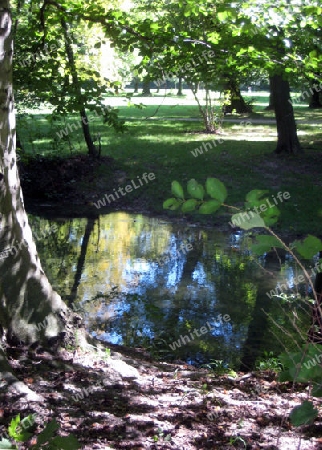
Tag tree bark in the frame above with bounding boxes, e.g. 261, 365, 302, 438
0, 1, 85, 367
271, 73, 303, 154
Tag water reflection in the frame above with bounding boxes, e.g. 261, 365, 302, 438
29, 212, 309, 369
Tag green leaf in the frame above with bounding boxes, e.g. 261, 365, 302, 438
163, 198, 181, 211
289, 401, 318, 426
36, 420, 59, 446
205, 178, 227, 202
0, 439, 17, 449
245, 190, 269, 208
217, 11, 229, 21
293, 235, 322, 259
187, 179, 205, 200
8, 415, 21, 441
49, 435, 81, 449
199, 200, 221, 214
171, 181, 184, 199
230, 212, 265, 230
251, 235, 285, 255
181, 199, 198, 213
261, 205, 280, 226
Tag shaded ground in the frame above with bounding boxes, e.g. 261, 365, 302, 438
19, 148, 322, 236
1, 342, 322, 449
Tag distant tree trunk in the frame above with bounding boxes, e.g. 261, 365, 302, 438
309, 82, 322, 108
265, 77, 275, 110
142, 77, 151, 96
60, 18, 97, 157
223, 79, 252, 114
271, 73, 303, 154
133, 77, 139, 93
177, 76, 184, 96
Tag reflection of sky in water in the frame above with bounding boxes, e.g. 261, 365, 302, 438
29, 212, 301, 367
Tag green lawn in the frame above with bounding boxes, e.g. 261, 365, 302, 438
17, 91, 322, 235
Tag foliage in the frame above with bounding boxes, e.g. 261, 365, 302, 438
163, 178, 227, 215
0, 414, 80, 450
255, 351, 284, 372
163, 176, 322, 427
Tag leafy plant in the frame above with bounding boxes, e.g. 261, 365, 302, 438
0, 414, 80, 449
163, 177, 322, 428
256, 351, 284, 372
153, 427, 171, 443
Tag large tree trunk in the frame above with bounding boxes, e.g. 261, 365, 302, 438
0, 1, 84, 373
271, 73, 303, 154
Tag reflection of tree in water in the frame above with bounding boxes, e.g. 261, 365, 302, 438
69, 217, 96, 306
28, 216, 82, 297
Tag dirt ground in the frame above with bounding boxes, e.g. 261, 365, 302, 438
1, 341, 322, 449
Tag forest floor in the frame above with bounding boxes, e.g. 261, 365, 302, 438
1, 341, 322, 450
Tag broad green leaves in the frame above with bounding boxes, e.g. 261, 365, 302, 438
199, 199, 221, 214
187, 179, 204, 200
290, 401, 318, 427
0, 414, 80, 450
292, 235, 322, 259
230, 212, 265, 230
163, 177, 227, 213
164, 178, 283, 229
205, 178, 227, 203
171, 181, 184, 200
251, 235, 284, 255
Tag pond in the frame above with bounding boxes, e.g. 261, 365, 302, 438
29, 211, 310, 370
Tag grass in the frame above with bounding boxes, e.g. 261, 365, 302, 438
17, 90, 322, 235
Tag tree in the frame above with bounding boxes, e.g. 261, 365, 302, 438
271, 71, 302, 154
13, 0, 125, 156
0, 0, 86, 389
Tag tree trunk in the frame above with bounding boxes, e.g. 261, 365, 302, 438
177, 76, 184, 96
0, 1, 85, 376
133, 77, 139, 94
223, 79, 251, 114
265, 77, 275, 110
271, 73, 303, 154
60, 18, 97, 157
309, 82, 322, 108
141, 76, 151, 96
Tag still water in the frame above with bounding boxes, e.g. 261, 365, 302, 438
29, 211, 309, 370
